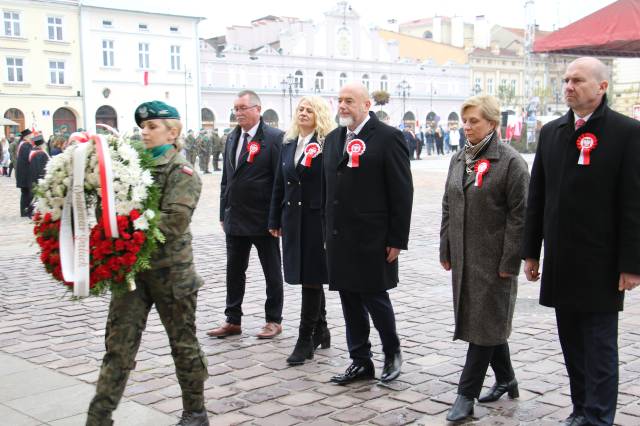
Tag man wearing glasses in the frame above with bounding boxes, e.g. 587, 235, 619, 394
208, 90, 285, 339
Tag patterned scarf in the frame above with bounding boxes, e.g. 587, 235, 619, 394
464, 130, 495, 174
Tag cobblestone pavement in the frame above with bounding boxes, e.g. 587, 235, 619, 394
1, 155, 640, 425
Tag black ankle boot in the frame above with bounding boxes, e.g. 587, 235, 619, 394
446, 394, 474, 422
312, 289, 330, 349
286, 337, 314, 365
478, 378, 519, 403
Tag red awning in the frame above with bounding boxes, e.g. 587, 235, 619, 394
534, 0, 640, 57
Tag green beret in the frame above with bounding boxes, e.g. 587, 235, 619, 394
135, 100, 180, 126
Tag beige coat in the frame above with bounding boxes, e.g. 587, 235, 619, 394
440, 137, 529, 346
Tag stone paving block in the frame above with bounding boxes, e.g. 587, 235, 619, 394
233, 376, 280, 392
390, 389, 428, 404
205, 397, 249, 415
241, 386, 289, 404
0, 404, 42, 426
152, 397, 183, 414
239, 401, 287, 418
287, 403, 334, 421
410, 399, 450, 415
330, 407, 377, 424
370, 408, 423, 426
0, 367, 78, 402
362, 396, 405, 412
320, 394, 362, 409
615, 412, 640, 426
278, 392, 325, 407
248, 412, 300, 426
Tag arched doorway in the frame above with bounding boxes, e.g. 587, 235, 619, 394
375, 110, 389, 123
201, 108, 215, 130
4, 108, 25, 138
95, 105, 118, 133
52, 107, 77, 137
403, 111, 416, 131
229, 111, 237, 128
447, 112, 460, 130
263, 109, 279, 129
426, 111, 438, 127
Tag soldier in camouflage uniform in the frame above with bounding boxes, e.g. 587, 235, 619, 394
210, 128, 223, 171
86, 101, 209, 426
185, 129, 197, 165
130, 127, 142, 142
196, 129, 210, 174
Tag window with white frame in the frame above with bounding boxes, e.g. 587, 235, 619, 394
3, 11, 21, 37
102, 40, 114, 67
314, 71, 324, 91
362, 74, 370, 90
294, 70, 303, 89
47, 16, 63, 41
6, 57, 24, 82
138, 43, 149, 69
102, 19, 112, 28
169, 26, 179, 33
49, 60, 65, 85
380, 75, 388, 91
487, 78, 494, 94
170, 45, 181, 71
138, 23, 148, 31
339, 72, 347, 87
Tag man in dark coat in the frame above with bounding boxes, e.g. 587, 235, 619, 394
523, 57, 640, 426
15, 128, 33, 217
323, 82, 413, 384
208, 90, 285, 339
27, 134, 49, 218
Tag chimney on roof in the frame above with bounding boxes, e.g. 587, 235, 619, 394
432, 16, 442, 43
473, 15, 489, 49
451, 15, 464, 48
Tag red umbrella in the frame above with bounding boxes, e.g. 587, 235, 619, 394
534, 0, 640, 57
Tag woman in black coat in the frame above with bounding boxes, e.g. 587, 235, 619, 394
269, 96, 335, 365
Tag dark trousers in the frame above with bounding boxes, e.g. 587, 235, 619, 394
416, 142, 423, 159
338, 290, 400, 364
556, 309, 618, 426
212, 151, 221, 170
458, 342, 514, 398
225, 235, 283, 325
19, 187, 31, 216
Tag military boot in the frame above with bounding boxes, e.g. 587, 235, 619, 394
176, 409, 209, 426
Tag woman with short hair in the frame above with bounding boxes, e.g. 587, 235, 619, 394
440, 95, 530, 422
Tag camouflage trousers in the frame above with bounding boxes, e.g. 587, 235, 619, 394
86, 265, 208, 426
186, 150, 197, 167
198, 151, 210, 173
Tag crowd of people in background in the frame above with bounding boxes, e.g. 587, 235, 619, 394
400, 121, 465, 160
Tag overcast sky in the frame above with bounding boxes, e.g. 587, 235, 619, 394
197, 0, 617, 38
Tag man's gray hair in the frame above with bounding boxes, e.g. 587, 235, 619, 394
237, 90, 261, 107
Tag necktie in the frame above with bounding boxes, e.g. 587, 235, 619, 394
575, 118, 586, 131
344, 131, 356, 153
237, 132, 249, 167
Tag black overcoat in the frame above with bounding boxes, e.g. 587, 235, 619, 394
29, 149, 49, 188
15, 141, 32, 189
268, 134, 327, 285
220, 119, 283, 236
522, 96, 640, 312
322, 112, 413, 292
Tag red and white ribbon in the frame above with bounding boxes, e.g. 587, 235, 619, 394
576, 133, 598, 165
346, 139, 366, 168
474, 159, 490, 187
302, 142, 321, 167
247, 141, 261, 163
60, 132, 119, 297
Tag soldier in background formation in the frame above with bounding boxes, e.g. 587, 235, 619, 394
211, 129, 223, 171
196, 129, 211, 173
185, 129, 197, 166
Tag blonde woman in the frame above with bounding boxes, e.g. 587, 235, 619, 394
269, 96, 335, 365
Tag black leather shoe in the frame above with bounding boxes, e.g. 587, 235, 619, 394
330, 362, 374, 385
478, 378, 519, 402
446, 394, 474, 422
563, 413, 587, 426
380, 351, 402, 383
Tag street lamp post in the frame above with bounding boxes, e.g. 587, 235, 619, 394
281, 74, 299, 122
396, 80, 411, 125
184, 68, 192, 130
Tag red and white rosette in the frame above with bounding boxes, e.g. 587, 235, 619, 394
60, 132, 119, 297
576, 133, 598, 165
474, 159, 490, 188
346, 139, 366, 168
246, 141, 261, 163
302, 142, 321, 167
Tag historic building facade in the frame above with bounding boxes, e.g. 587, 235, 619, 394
1, 0, 83, 137
199, 3, 471, 133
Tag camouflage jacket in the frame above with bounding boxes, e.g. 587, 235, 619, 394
195, 135, 210, 153
211, 133, 223, 152
185, 135, 196, 151
149, 147, 202, 271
